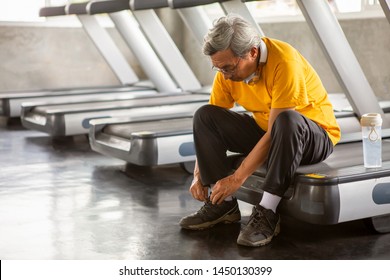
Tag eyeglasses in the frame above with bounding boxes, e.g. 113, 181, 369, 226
212, 57, 241, 75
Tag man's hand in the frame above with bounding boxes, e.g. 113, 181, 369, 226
189, 178, 209, 202
210, 174, 244, 204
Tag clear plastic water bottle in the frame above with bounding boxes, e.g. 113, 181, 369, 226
361, 113, 382, 168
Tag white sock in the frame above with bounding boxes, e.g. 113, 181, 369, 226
210, 184, 233, 201
259, 191, 282, 213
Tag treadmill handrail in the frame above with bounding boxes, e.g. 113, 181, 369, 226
87, 0, 172, 14
87, 0, 130, 15
66, 3, 88, 15
168, 0, 230, 9
39, 6, 66, 17
130, 0, 170, 11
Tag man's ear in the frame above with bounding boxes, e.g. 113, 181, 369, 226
249, 46, 259, 60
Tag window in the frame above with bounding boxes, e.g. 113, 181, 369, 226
0, 0, 384, 23
0, 0, 85, 23
0, 0, 46, 22
244, 0, 383, 22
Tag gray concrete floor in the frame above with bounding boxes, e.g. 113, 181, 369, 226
1, 117, 390, 260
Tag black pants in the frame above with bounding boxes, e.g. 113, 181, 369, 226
193, 104, 334, 197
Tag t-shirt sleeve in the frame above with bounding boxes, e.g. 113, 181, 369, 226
209, 73, 235, 108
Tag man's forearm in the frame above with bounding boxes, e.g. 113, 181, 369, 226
234, 133, 271, 183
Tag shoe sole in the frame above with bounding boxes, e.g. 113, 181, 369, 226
180, 205, 241, 230
236, 218, 281, 247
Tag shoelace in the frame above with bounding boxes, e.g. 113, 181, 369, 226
249, 209, 269, 232
197, 200, 228, 216
198, 201, 213, 214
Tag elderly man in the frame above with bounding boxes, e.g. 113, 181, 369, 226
179, 14, 340, 247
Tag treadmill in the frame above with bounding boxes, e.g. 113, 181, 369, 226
0, 3, 169, 118
21, 1, 211, 136
22, 94, 209, 136
89, 0, 359, 171
232, 0, 390, 233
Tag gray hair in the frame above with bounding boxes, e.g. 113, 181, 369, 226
203, 13, 261, 57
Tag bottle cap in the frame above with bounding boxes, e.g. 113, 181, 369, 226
361, 113, 382, 127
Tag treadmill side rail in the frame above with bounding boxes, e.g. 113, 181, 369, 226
237, 173, 390, 225
235, 175, 341, 225
90, 116, 196, 166
156, 134, 196, 165
337, 178, 390, 223
235, 139, 390, 225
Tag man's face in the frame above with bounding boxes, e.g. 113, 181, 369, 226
211, 48, 258, 82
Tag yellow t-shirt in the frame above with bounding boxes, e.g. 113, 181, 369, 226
209, 37, 341, 145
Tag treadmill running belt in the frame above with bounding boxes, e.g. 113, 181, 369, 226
238, 140, 390, 185
103, 117, 194, 138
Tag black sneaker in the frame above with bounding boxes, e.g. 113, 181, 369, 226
237, 205, 280, 247
179, 198, 241, 230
